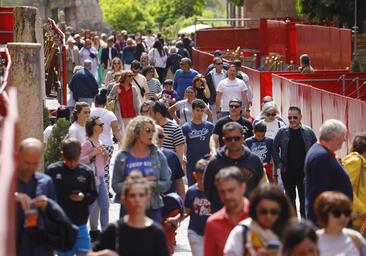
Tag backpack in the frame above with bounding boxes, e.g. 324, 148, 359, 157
170, 54, 182, 73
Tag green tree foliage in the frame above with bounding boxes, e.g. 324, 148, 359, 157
296, 0, 365, 30
44, 118, 70, 169
99, 0, 155, 32
228, 0, 244, 6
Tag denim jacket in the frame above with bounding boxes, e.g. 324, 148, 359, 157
272, 124, 317, 173
111, 144, 172, 209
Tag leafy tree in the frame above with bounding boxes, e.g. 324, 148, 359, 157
228, 0, 244, 6
99, 0, 155, 32
296, 0, 365, 31
44, 118, 70, 169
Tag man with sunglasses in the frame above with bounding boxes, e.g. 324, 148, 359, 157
173, 57, 198, 100
272, 106, 317, 217
204, 122, 265, 213
211, 98, 253, 150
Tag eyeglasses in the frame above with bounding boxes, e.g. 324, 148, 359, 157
127, 75, 133, 78
288, 116, 298, 120
96, 123, 104, 127
331, 208, 352, 218
223, 136, 241, 142
144, 127, 155, 134
266, 113, 276, 117
229, 104, 241, 109
215, 62, 223, 65
158, 133, 165, 139
257, 208, 281, 216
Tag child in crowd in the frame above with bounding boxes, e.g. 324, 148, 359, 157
176, 159, 212, 256
245, 122, 274, 181
159, 79, 178, 107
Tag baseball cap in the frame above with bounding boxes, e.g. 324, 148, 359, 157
214, 50, 222, 57
229, 98, 242, 106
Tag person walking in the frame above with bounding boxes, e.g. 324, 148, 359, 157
112, 116, 171, 222
304, 119, 353, 223
148, 40, 168, 84
68, 102, 90, 144
272, 106, 317, 217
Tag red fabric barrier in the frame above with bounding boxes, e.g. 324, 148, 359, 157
272, 74, 366, 157
196, 27, 259, 52
0, 7, 14, 44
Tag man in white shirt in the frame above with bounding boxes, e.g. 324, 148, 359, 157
215, 64, 249, 119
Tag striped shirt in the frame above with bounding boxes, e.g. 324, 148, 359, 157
162, 120, 185, 151
147, 78, 162, 99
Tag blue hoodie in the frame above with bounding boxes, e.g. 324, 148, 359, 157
203, 146, 265, 213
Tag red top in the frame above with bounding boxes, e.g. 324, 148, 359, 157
204, 198, 249, 256
119, 84, 136, 118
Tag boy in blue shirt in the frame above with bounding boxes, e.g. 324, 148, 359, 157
181, 159, 212, 256
245, 121, 274, 181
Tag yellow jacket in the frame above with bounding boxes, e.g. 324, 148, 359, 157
342, 152, 366, 227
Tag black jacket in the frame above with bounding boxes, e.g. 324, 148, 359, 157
68, 68, 99, 99
46, 161, 97, 225
101, 47, 118, 68
203, 146, 264, 212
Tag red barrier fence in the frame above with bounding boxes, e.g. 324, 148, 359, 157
272, 74, 366, 157
0, 7, 14, 44
0, 49, 17, 256
195, 27, 259, 52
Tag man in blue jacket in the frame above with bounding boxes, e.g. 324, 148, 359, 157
69, 59, 99, 106
272, 106, 317, 217
304, 119, 352, 224
203, 122, 265, 212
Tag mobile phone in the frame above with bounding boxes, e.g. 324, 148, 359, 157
267, 241, 280, 253
71, 190, 81, 195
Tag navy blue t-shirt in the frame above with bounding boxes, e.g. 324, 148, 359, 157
182, 121, 214, 171
184, 185, 211, 236
245, 136, 273, 165
162, 148, 185, 194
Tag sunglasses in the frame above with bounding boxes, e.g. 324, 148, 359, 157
266, 113, 276, 117
257, 208, 281, 216
144, 127, 155, 134
158, 133, 165, 139
96, 122, 104, 127
223, 136, 241, 142
215, 62, 223, 65
331, 208, 352, 218
229, 104, 241, 109
288, 116, 298, 120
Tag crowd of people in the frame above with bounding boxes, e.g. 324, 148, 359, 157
15, 28, 366, 256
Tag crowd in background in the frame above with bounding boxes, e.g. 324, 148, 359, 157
15, 27, 366, 256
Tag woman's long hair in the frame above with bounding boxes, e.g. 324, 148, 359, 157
121, 116, 157, 150
153, 40, 165, 57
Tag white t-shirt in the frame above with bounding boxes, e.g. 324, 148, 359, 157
68, 122, 86, 144
263, 119, 286, 139
216, 78, 248, 112
91, 107, 118, 146
318, 229, 366, 256
43, 125, 53, 143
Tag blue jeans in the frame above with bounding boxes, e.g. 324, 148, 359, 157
119, 205, 162, 223
78, 98, 93, 107
89, 177, 109, 231
58, 224, 90, 256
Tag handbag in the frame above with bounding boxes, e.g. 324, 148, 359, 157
106, 98, 116, 112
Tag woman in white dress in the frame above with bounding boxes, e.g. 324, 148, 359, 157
79, 38, 99, 82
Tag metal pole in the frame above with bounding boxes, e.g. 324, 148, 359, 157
355, 78, 360, 98
342, 75, 346, 96
353, 0, 358, 58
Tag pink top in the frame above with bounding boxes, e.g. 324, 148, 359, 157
80, 139, 108, 178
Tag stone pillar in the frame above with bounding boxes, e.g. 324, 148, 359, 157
7, 43, 44, 143
13, 6, 46, 98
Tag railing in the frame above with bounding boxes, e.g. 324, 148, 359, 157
0, 48, 17, 256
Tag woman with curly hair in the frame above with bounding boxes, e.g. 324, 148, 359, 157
111, 116, 171, 222
224, 183, 295, 256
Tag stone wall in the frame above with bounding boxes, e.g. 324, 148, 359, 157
21, 0, 111, 32
244, 0, 297, 20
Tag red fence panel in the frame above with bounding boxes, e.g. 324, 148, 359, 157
0, 7, 14, 44
196, 27, 259, 52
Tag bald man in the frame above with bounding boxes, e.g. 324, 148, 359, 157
16, 138, 57, 256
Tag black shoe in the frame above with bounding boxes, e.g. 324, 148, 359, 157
109, 192, 113, 198
89, 230, 101, 243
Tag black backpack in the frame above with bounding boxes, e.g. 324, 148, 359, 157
170, 53, 182, 73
